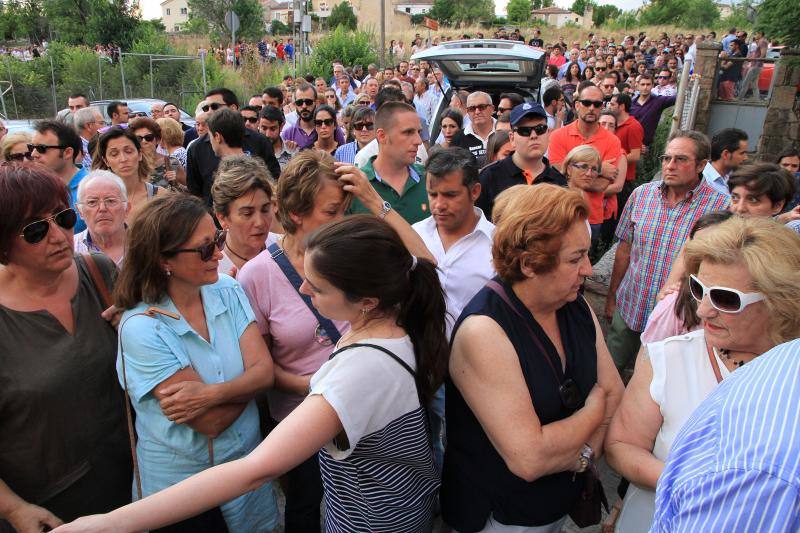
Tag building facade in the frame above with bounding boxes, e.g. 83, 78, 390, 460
161, 0, 190, 33
530, 6, 585, 28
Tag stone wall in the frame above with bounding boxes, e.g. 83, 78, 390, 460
756, 48, 800, 162
692, 41, 722, 136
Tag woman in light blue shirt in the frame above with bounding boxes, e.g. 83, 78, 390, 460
113, 194, 278, 532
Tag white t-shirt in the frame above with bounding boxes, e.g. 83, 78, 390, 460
310, 336, 420, 460
354, 139, 427, 168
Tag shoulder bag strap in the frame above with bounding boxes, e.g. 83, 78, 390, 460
330, 342, 416, 379
485, 280, 565, 385
268, 242, 342, 345
82, 253, 112, 307
708, 347, 724, 384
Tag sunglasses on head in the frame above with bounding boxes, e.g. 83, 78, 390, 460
7, 152, 33, 162
315, 118, 335, 127
136, 133, 156, 142
689, 274, 765, 314
19, 207, 77, 244
466, 103, 492, 113
295, 98, 315, 107
579, 99, 604, 108
28, 143, 67, 154
352, 121, 374, 131
243, 116, 259, 123
168, 229, 227, 262
201, 102, 225, 112
513, 123, 548, 137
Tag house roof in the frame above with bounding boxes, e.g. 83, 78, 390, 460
531, 7, 576, 15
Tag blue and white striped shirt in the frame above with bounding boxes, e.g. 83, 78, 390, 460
334, 141, 359, 164
651, 339, 800, 532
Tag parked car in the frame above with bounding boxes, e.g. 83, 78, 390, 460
2, 119, 37, 135
757, 46, 783, 93
412, 39, 546, 140
91, 98, 196, 126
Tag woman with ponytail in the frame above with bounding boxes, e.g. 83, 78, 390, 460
55, 172, 442, 533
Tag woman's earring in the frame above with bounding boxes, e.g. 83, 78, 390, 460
165, 267, 171, 277
361, 308, 368, 317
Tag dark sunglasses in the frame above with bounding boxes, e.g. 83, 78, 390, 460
466, 103, 492, 113
7, 152, 33, 162
28, 143, 67, 154
657, 75, 670, 79
201, 102, 225, 112
688, 274, 765, 314
19, 207, 77, 244
352, 121, 374, 131
244, 116, 259, 123
251, 105, 263, 112
513, 123, 548, 137
295, 98, 315, 107
136, 134, 156, 142
579, 99, 604, 108
168, 229, 227, 262
596, 66, 607, 71
496, 107, 511, 114
129, 112, 148, 118
315, 118, 335, 127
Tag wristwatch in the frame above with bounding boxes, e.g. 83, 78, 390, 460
378, 200, 392, 219
577, 443, 594, 473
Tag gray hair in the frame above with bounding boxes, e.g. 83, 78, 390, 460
74, 106, 102, 131
466, 91, 492, 106
667, 129, 711, 161
77, 170, 128, 203
425, 146, 479, 187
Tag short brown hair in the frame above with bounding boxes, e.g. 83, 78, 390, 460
667, 129, 710, 161
212, 155, 274, 216
492, 184, 589, 282
129, 117, 161, 139
156, 117, 184, 147
275, 151, 350, 235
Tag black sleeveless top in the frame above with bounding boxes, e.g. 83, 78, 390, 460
441, 278, 597, 531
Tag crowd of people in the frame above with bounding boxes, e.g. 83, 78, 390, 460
1, 26, 800, 533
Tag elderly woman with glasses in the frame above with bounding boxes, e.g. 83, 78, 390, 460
605, 216, 800, 533
1, 131, 32, 162
0, 165, 132, 532
74, 170, 130, 265
109, 194, 280, 532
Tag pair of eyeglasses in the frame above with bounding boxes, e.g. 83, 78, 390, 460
352, 121, 374, 131
251, 105, 263, 112
201, 102, 225, 112
579, 99, 604, 108
570, 162, 600, 174
27, 143, 67, 154
315, 118, 335, 127
657, 75, 670, 79
167, 229, 227, 262
466, 103, 492, 113
295, 98, 315, 107
356, 100, 370, 106
136, 134, 156, 142
6, 152, 33, 162
659, 154, 695, 165
79, 198, 125, 210
19, 207, 77, 244
513, 124, 548, 137
129, 112, 148, 118
326, 94, 337, 99
688, 274, 765, 313
244, 116, 259, 124
497, 107, 512, 114
596, 67, 607, 71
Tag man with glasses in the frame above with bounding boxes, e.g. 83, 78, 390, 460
600, 73, 618, 104
652, 69, 677, 97
150, 102, 164, 120
186, 88, 280, 206
73, 106, 105, 169
282, 83, 346, 152
631, 73, 677, 149
605, 130, 730, 371
451, 91, 496, 164
259, 105, 296, 170
31, 120, 89, 232
240, 106, 261, 132
496, 92, 524, 121
476, 103, 567, 220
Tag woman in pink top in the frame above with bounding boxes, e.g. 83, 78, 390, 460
237, 150, 434, 531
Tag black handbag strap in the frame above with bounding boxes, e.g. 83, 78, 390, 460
268, 242, 342, 345
329, 342, 416, 379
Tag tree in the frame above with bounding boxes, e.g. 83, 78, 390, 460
531, 0, 554, 9
270, 19, 290, 35
507, 0, 531, 23
570, 0, 594, 16
44, 0, 144, 48
639, 0, 719, 28
593, 4, 621, 25
755, 0, 799, 46
0, 0, 47, 42
327, 2, 357, 31
429, 0, 494, 25
186, 0, 265, 41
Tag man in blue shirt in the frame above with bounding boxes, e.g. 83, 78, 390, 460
652, 339, 800, 532
702, 128, 749, 195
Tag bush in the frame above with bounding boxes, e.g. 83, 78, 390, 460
306, 27, 377, 79
328, 2, 357, 31
270, 19, 291, 35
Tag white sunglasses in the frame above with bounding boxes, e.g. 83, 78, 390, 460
688, 274, 765, 314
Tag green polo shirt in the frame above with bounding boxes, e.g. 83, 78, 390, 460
348, 156, 429, 224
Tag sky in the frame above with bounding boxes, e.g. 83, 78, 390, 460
140, 0, 651, 22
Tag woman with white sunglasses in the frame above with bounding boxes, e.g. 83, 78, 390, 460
604, 215, 800, 533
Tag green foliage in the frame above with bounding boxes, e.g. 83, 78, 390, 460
410, 13, 426, 25
755, 0, 799, 47
181, 17, 210, 35
328, 2, 357, 31
602, 10, 638, 30
570, 0, 594, 16
306, 26, 377, 79
428, 0, 456, 25
593, 4, 621, 26
492, 16, 508, 25
639, 0, 719, 29
186, 0, 265, 41
0, 0, 48, 42
531, 0, 554, 9
429, 0, 494, 26
270, 19, 291, 35
507, 0, 531, 23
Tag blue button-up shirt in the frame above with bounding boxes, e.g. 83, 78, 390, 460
68, 166, 88, 233
701, 161, 731, 196
652, 339, 800, 532
117, 275, 277, 531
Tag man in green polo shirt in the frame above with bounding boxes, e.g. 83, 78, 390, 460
349, 101, 429, 223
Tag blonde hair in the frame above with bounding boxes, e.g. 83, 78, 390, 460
275, 151, 351, 234
563, 145, 601, 173
1, 132, 32, 160
156, 117, 184, 148
685, 216, 800, 344
492, 184, 589, 282
212, 155, 274, 216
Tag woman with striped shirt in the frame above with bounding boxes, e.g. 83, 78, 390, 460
55, 183, 445, 533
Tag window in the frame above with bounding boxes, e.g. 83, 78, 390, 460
166, 8, 170, 14
180, 7, 187, 14
174, 25, 179, 32
405, 7, 410, 12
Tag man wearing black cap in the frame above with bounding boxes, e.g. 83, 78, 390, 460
476, 102, 567, 220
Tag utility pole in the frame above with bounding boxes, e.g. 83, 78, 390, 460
380, 0, 386, 68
